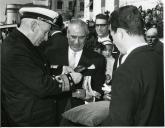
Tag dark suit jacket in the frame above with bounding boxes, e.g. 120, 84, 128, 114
45, 32, 68, 52
38, 32, 68, 56
1, 29, 68, 126
47, 47, 106, 97
152, 39, 163, 56
47, 47, 106, 124
102, 45, 164, 126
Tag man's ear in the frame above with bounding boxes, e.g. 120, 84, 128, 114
30, 20, 38, 32
116, 28, 125, 40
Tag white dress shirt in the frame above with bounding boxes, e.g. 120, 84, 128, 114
68, 47, 83, 69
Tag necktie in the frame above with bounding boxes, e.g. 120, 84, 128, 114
70, 52, 77, 68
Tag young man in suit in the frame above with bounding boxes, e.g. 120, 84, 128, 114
1, 7, 82, 126
102, 5, 164, 126
49, 19, 106, 125
95, 14, 112, 45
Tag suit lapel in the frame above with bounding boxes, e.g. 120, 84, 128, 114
78, 50, 91, 67
63, 47, 69, 65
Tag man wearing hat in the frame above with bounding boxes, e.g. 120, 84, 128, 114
1, 7, 82, 126
43, 14, 69, 63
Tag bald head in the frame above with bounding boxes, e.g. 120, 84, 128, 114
145, 27, 158, 45
146, 27, 158, 36
67, 19, 89, 35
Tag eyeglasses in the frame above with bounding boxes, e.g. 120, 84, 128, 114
70, 35, 86, 40
95, 24, 108, 27
146, 36, 157, 38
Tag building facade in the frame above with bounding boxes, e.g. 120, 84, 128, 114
50, 0, 84, 21
50, 0, 117, 21
1, 0, 162, 24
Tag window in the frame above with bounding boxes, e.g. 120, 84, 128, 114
101, 0, 105, 7
69, 1, 73, 10
57, 0, 63, 9
89, 0, 93, 11
80, 2, 84, 11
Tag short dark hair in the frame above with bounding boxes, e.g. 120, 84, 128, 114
95, 13, 109, 23
109, 5, 144, 36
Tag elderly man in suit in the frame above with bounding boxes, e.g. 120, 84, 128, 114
145, 27, 163, 55
1, 7, 82, 126
102, 5, 164, 126
48, 19, 106, 125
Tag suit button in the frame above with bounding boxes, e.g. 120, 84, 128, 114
53, 100, 56, 103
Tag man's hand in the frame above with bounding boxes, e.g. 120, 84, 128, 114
102, 84, 111, 94
62, 66, 74, 74
70, 72, 82, 84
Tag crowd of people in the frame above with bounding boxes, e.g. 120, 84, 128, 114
138, 4, 163, 38
1, 3, 164, 127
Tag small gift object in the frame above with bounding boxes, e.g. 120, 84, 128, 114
82, 76, 101, 103
102, 83, 112, 101
102, 83, 111, 93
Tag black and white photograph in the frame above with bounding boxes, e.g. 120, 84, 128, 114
0, 0, 164, 127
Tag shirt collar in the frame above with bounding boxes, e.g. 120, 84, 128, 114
51, 30, 62, 36
68, 46, 83, 55
121, 43, 147, 64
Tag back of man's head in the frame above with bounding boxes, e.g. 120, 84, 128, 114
109, 5, 144, 36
